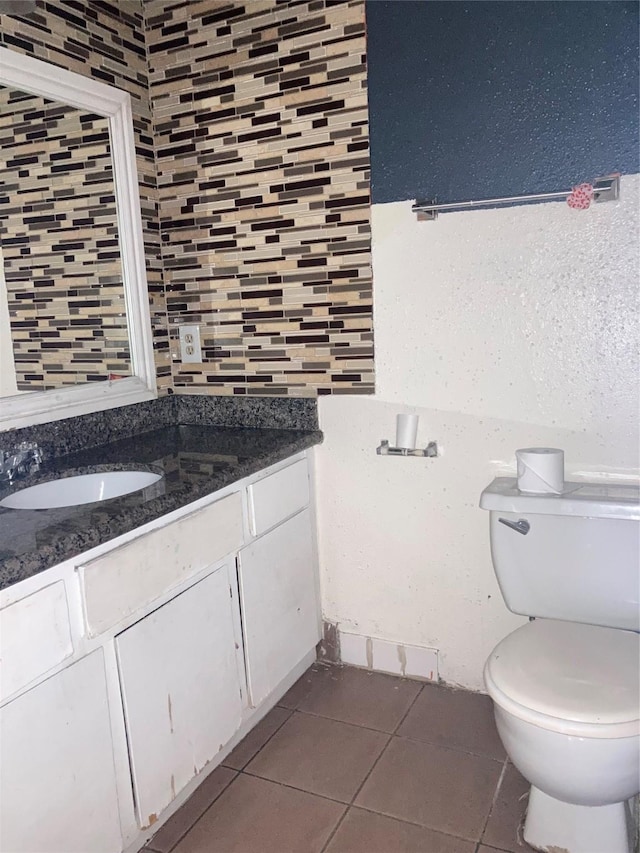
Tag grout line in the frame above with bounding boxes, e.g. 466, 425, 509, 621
319, 730, 394, 853
286, 666, 427, 736
348, 733, 393, 806
318, 804, 350, 853
475, 845, 513, 853
389, 682, 507, 762
154, 768, 240, 853
343, 799, 484, 841
476, 756, 510, 849
239, 768, 351, 808
322, 799, 485, 850
392, 681, 425, 734
221, 706, 293, 771
275, 664, 323, 712
390, 730, 506, 764
293, 705, 404, 736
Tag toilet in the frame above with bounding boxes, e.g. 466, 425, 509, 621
480, 477, 640, 853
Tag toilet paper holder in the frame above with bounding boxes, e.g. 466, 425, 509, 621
376, 439, 439, 458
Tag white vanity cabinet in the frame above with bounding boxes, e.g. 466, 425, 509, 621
0, 448, 320, 853
0, 650, 122, 853
116, 564, 244, 829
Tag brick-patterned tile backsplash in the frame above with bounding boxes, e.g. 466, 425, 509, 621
147, 0, 373, 396
1, 0, 373, 399
0, 0, 171, 393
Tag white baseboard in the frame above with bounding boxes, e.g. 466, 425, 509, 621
339, 630, 439, 681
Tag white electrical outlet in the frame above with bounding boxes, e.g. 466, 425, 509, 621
178, 324, 202, 363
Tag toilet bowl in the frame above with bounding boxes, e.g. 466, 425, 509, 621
485, 619, 640, 853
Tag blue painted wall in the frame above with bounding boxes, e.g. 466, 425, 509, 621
366, 1, 639, 205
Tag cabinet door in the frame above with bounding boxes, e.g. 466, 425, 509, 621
238, 508, 320, 707
116, 566, 243, 829
0, 650, 122, 853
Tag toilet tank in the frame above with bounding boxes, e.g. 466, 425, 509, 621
480, 478, 640, 631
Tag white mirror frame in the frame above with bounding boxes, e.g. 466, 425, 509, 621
0, 47, 156, 430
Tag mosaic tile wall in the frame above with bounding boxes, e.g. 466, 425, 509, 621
0, 0, 171, 394
1, 0, 373, 399
0, 87, 130, 390
146, 0, 373, 396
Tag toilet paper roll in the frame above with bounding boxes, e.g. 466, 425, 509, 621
396, 414, 419, 449
516, 448, 564, 494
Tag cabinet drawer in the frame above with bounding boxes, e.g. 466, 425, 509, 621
0, 581, 73, 703
248, 458, 310, 537
79, 491, 243, 637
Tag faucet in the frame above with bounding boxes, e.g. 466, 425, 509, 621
0, 442, 43, 484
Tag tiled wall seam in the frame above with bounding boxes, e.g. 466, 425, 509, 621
147, 0, 374, 396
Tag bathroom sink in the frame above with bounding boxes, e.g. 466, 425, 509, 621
0, 471, 162, 510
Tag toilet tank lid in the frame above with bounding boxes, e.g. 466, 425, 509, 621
480, 477, 640, 520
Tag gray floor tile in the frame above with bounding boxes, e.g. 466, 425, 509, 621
291, 665, 422, 732
147, 766, 237, 852
482, 762, 535, 852
355, 736, 502, 841
397, 682, 506, 760
246, 711, 389, 802
278, 665, 324, 709
324, 807, 476, 853
222, 706, 291, 770
172, 773, 345, 853
147, 669, 526, 853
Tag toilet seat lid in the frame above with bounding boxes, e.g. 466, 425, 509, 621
485, 620, 640, 738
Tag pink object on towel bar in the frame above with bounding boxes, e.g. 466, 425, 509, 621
567, 182, 594, 209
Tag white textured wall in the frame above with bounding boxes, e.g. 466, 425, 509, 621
315, 176, 640, 690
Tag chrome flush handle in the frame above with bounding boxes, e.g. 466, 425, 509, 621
498, 517, 530, 535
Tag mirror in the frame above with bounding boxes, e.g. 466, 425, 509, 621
0, 47, 155, 429
0, 85, 131, 393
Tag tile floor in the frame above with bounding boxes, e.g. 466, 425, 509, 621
143, 664, 535, 853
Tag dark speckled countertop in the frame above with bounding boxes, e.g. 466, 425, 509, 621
0, 397, 322, 591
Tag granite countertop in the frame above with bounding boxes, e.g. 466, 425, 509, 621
0, 423, 322, 591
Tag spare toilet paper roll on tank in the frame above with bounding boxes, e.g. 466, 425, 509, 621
516, 448, 564, 494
